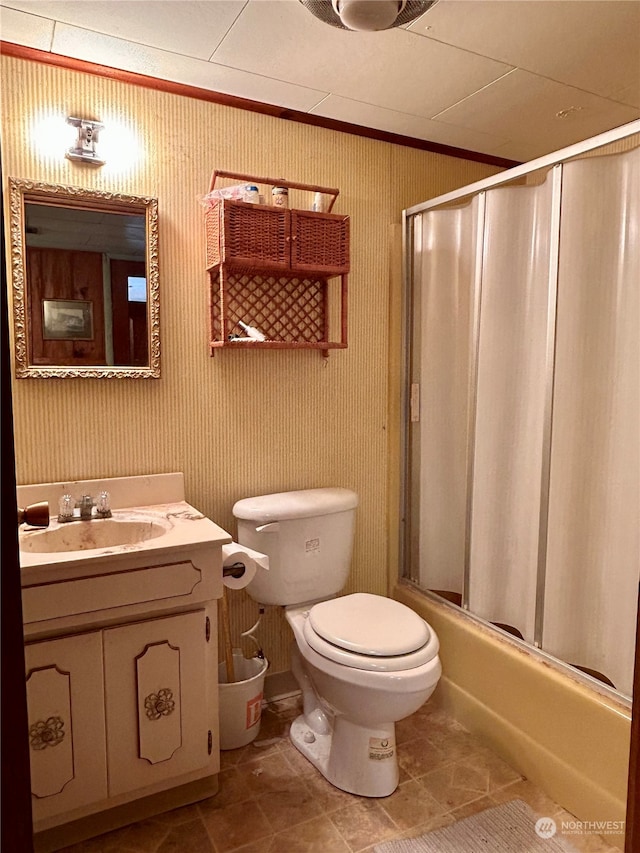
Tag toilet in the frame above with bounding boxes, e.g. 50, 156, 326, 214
232, 487, 441, 797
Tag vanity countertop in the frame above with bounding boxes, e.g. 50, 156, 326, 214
17, 473, 232, 585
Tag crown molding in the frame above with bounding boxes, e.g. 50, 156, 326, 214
1, 41, 519, 170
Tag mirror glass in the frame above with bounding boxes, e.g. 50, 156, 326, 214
9, 178, 160, 378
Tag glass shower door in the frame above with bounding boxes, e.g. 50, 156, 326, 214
542, 147, 640, 695
408, 197, 480, 603
468, 170, 557, 643
404, 128, 639, 699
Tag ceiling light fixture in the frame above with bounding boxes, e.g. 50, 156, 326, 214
299, 0, 436, 31
65, 116, 105, 165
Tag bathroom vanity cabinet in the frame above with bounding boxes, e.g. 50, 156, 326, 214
205, 171, 349, 357
23, 555, 221, 833
18, 473, 231, 842
26, 630, 107, 817
26, 609, 212, 825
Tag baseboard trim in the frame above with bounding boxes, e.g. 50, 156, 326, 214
33, 775, 219, 853
264, 669, 300, 703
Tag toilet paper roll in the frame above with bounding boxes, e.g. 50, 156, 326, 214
222, 542, 269, 590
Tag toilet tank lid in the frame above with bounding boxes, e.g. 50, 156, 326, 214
233, 488, 358, 522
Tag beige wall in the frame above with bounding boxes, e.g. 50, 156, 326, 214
2, 54, 500, 671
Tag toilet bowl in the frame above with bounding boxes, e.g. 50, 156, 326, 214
285, 597, 441, 796
232, 488, 442, 797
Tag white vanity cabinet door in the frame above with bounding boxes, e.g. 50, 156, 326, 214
103, 610, 210, 797
25, 632, 108, 821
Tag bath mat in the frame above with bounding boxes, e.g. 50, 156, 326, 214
373, 799, 579, 853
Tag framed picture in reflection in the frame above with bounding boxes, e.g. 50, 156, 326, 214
42, 298, 94, 341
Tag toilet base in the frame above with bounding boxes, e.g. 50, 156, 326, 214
290, 714, 399, 797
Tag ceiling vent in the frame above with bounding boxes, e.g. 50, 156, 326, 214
299, 0, 436, 32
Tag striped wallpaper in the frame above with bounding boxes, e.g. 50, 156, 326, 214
2, 54, 500, 672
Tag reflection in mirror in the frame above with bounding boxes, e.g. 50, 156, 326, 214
9, 178, 159, 378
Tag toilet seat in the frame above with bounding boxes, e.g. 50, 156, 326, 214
303, 593, 439, 672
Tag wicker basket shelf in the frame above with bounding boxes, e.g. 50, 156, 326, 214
205, 202, 349, 276
205, 171, 349, 358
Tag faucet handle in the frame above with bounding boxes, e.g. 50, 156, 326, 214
58, 494, 75, 520
95, 490, 112, 517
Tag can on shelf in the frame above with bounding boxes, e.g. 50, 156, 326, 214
271, 186, 289, 208
312, 192, 327, 212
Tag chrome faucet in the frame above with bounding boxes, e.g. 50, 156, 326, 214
78, 494, 95, 520
58, 491, 112, 523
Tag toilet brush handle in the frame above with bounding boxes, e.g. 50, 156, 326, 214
221, 588, 236, 683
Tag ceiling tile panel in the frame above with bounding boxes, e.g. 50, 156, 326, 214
3, 0, 247, 59
0, 5, 54, 51
434, 69, 640, 159
212, 0, 513, 117
310, 94, 508, 155
490, 138, 558, 165
51, 23, 328, 111
409, 0, 640, 106
612, 82, 640, 109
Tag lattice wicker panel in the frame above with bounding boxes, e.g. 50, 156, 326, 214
210, 269, 343, 346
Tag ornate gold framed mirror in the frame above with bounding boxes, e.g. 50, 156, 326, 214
9, 178, 160, 378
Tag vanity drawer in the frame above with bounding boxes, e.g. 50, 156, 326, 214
22, 560, 214, 626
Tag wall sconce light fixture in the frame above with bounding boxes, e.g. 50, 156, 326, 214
66, 116, 105, 165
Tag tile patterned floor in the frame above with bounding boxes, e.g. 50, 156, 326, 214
55, 697, 621, 853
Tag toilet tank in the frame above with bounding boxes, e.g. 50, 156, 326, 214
232, 488, 358, 606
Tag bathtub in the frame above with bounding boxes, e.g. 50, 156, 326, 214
393, 581, 631, 850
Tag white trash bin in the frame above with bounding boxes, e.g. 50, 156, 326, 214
218, 650, 268, 750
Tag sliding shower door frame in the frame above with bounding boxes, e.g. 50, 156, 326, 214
400, 209, 415, 585
403, 121, 640, 221
400, 120, 640, 654
462, 191, 487, 615
533, 164, 563, 648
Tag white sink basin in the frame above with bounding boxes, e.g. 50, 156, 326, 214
20, 515, 173, 554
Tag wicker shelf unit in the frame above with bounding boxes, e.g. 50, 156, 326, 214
205, 171, 349, 357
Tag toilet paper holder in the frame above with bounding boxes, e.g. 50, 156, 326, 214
223, 561, 246, 579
